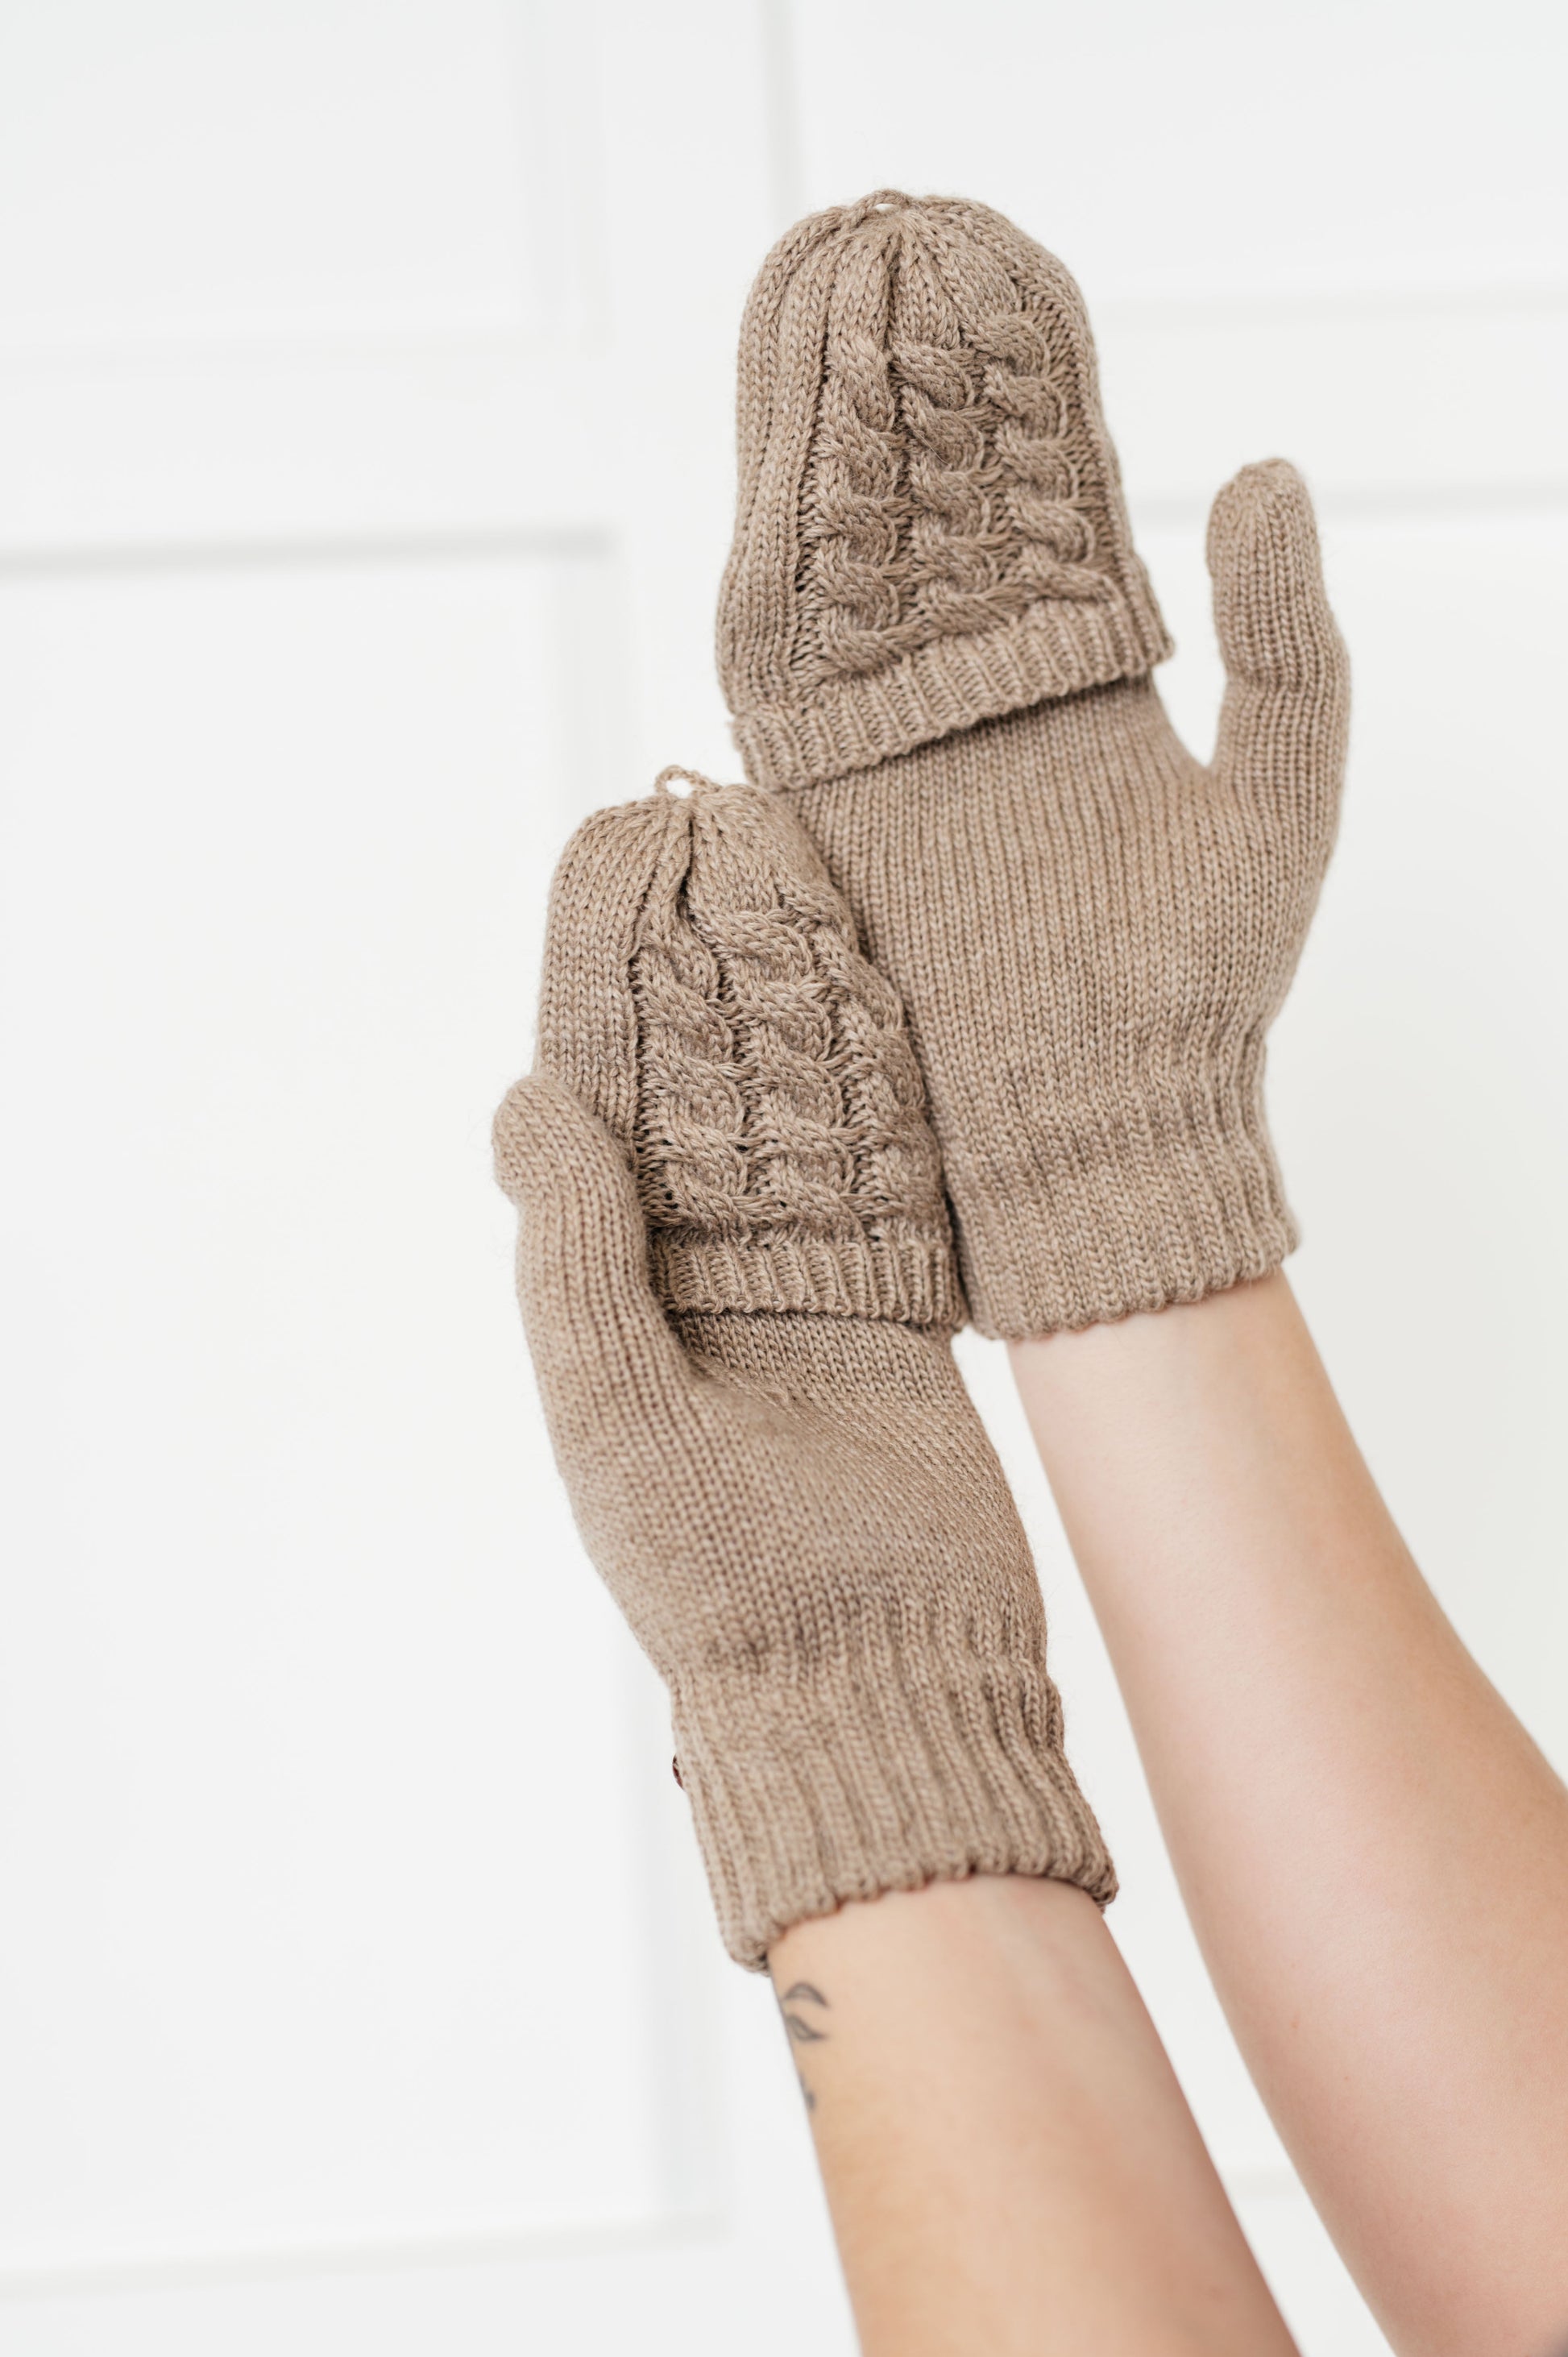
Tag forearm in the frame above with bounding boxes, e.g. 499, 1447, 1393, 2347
769, 1875, 1297, 2357
1011, 1271, 1568, 2357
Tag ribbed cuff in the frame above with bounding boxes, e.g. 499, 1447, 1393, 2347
952, 1072, 1299, 1339
649, 1218, 964, 1329
732, 587, 1172, 795
671, 1640, 1115, 1971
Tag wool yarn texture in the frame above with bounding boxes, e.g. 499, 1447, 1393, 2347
495, 774, 1113, 1967
719, 192, 1351, 1337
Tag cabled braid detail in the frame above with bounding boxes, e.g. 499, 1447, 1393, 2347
799, 208, 1118, 686
630, 783, 960, 1326
719, 193, 1172, 792
805, 219, 906, 680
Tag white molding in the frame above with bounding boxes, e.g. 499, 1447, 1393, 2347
1098, 284, 1568, 329
0, 2208, 726, 2303
1130, 480, 1568, 531
0, 525, 610, 579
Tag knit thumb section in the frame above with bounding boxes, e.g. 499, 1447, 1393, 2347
493, 1073, 689, 1412
1207, 459, 1342, 689
1207, 459, 1350, 840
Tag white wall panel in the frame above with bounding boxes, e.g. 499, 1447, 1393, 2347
787, 0, 1568, 303
0, 3, 541, 345
1103, 301, 1568, 511
0, 554, 680, 2273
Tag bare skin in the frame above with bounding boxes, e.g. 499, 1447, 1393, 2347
769, 1874, 1300, 2357
1011, 1270, 1568, 2357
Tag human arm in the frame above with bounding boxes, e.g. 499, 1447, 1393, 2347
1012, 1272, 1568, 2357
771, 1873, 1297, 2357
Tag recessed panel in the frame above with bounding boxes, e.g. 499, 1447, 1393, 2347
0, 1, 552, 346
0, 553, 669, 2270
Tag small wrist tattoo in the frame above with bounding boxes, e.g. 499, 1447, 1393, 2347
775, 1980, 830, 2112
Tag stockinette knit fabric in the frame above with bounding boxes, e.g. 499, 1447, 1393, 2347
718, 193, 1350, 1338
495, 772, 1114, 1966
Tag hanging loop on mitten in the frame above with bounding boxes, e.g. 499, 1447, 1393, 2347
652, 765, 720, 798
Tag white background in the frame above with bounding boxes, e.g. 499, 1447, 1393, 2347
1, 4, 1564, 2351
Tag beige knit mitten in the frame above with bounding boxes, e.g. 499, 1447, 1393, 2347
494, 774, 1112, 1966
719, 192, 1350, 1337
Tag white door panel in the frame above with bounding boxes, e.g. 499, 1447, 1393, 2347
0, 557, 662, 2264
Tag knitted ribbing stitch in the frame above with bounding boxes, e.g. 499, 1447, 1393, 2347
495, 774, 1114, 1965
719, 195, 1350, 1336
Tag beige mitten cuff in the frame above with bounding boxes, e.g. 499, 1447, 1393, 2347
719, 194, 1350, 1338
496, 776, 1112, 1965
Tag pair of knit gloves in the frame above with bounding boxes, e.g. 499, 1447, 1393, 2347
496, 194, 1349, 1966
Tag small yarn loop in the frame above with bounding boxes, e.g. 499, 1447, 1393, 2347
842, 188, 912, 228
653, 766, 721, 799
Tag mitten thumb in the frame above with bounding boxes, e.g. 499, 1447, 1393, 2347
492, 1073, 691, 1429
1207, 459, 1349, 843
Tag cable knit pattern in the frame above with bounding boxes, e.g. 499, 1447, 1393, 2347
493, 774, 1111, 1965
633, 777, 956, 1322
720, 191, 1171, 791
531, 769, 962, 1328
806, 209, 1108, 679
